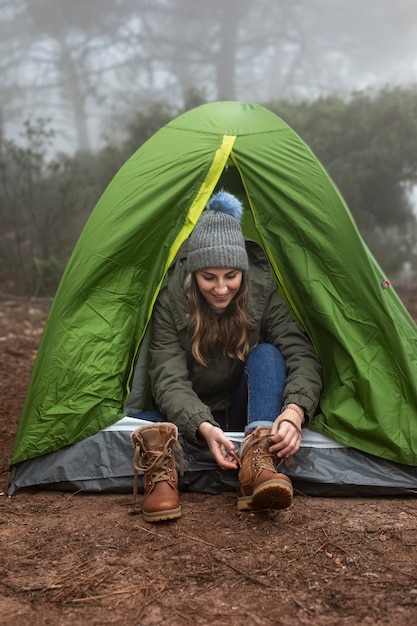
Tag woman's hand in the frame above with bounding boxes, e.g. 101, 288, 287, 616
198, 422, 239, 470
269, 405, 304, 461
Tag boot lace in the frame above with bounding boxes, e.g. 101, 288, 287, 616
132, 435, 184, 501
242, 433, 292, 471
250, 434, 277, 472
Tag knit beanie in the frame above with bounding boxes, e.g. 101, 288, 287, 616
187, 191, 249, 273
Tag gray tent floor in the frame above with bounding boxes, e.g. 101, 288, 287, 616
8, 417, 417, 497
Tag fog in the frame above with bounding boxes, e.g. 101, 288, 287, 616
0, 0, 416, 154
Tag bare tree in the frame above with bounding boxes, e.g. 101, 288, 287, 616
0, 0, 146, 151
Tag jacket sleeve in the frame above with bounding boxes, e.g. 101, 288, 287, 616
261, 287, 322, 422
149, 289, 220, 443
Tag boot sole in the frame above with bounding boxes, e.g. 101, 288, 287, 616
237, 479, 293, 511
143, 507, 182, 523
253, 479, 293, 510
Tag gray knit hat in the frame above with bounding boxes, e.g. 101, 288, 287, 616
187, 191, 249, 273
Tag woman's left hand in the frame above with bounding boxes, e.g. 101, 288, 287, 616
268, 406, 304, 460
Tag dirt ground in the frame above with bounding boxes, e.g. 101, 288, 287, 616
1, 288, 417, 626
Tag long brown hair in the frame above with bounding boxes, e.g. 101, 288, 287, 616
188, 272, 253, 366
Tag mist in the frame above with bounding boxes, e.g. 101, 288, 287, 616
0, 0, 416, 154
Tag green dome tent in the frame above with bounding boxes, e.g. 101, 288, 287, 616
8, 101, 417, 495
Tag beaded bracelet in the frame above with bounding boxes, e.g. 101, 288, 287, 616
284, 403, 305, 423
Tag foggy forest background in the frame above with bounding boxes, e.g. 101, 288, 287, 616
1, 0, 417, 296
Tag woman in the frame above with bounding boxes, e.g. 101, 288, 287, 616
131, 191, 322, 522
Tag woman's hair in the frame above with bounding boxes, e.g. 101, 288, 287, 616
188, 272, 253, 366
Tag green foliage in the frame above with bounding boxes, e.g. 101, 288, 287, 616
0, 119, 96, 295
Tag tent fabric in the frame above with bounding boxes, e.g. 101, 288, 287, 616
8, 419, 417, 497
9, 101, 417, 486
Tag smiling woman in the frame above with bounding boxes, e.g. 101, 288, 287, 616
195, 268, 243, 310
131, 190, 322, 522
188, 266, 251, 367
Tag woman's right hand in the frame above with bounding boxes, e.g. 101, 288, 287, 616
198, 422, 239, 470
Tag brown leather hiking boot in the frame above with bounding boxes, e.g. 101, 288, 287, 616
131, 423, 184, 522
237, 426, 293, 511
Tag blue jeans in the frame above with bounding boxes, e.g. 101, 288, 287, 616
131, 344, 286, 434
228, 343, 286, 434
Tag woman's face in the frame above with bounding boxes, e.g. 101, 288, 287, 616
195, 268, 243, 310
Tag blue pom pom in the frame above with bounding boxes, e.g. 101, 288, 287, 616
206, 191, 243, 222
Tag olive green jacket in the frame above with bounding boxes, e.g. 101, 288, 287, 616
149, 240, 322, 443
